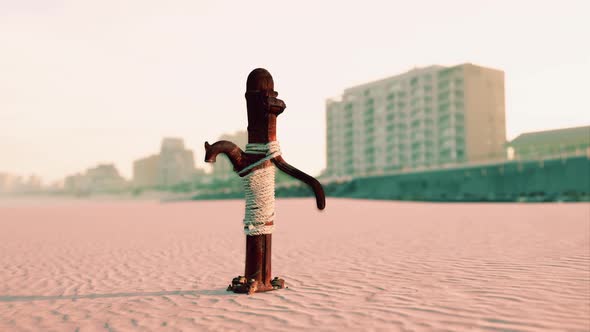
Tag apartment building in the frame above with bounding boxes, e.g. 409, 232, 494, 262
326, 63, 506, 177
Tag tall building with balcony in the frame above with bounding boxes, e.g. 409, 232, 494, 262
326, 63, 506, 177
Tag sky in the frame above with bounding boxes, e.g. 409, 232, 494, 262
1, 0, 589, 183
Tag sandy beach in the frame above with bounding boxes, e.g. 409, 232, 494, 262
0, 198, 588, 331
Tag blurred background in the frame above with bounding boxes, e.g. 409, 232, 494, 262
1, 0, 589, 202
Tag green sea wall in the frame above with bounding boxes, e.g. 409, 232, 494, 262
193, 156, 590, 202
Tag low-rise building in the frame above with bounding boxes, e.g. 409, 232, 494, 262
64, 164, 126, 193
508, 125, 590, 160
85, 164, 127, 192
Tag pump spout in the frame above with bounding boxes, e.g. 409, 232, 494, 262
204, 140, 248, 171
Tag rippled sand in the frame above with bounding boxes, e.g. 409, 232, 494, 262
0, 198, 588, 331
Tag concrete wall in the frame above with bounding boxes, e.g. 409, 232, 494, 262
463, 64, 506, 163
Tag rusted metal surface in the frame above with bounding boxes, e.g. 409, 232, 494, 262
205, 68, 325, 294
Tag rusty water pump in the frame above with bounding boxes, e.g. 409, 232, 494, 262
204, 68, 325, 294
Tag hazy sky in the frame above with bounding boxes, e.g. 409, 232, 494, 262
1, 0, 589, 183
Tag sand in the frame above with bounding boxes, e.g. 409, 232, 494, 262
0, 198, 588, 331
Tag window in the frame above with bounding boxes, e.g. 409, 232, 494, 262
456, 125, 465, 135
457, 150, 465, 160
438, 68, 453, 79
438, 80, 450, 90
439, 113, 450, 124
345, 107, 353, 119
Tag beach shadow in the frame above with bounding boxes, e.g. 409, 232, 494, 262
0, 289, 231, 303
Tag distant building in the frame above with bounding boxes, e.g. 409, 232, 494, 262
133, 155, 160, 187
20, 175, 42, 192
326, 63, 506, 177
86, 164, 126, 192
65, 164, 126, 193
0, 173, 42, 193
132, 138, 196, 188
64, 173, 87, 193
508, 126, 590, 160
158, 138, 195, 187
0, 173, 20, 193
211, 131, 248, 181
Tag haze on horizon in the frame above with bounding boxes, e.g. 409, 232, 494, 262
1, 0, 589, 183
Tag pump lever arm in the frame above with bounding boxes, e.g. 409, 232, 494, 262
272, 155, 325, 210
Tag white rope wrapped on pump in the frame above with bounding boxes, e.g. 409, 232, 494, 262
239, 141, 281, 236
